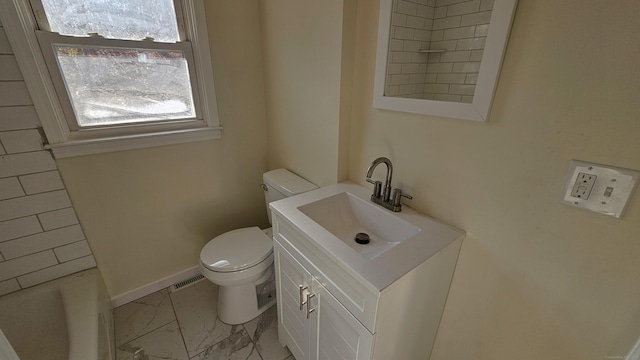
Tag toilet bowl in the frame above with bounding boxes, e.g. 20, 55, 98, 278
199, 169, 317, 325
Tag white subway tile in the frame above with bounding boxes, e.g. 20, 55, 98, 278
419, 64, 428, 73
0, 279, 20, 296
392, 13, 407, 27
397, 1, 418, 15
443, 26, 477, 40
18, 255, 96, 288
38, 207, 78, 231
414, 29, 430, 41
389, 39, 404, 52
0, 82, 32, 107
470, 49, 484, 61
0, 56, 23, 81
462, 95, 474, 103
480, 0, 494, 11
466, 73, 479, 84
394, 26, 415, 40
411, 52, 429, 62
425, 73, 438, 82
0, 143, 4, 155
0, 224, 85, 259
0, 151, 57, 178
475, 24, 490, 37
453, 61, 482, 73
0, 216, 42, 242
54, 240, 92, 262
0, 177, 24, 200
387, 63, 402, 75
0, 28, 12, 54
434, 6, 448, 19
417, 5, 434, 18
433, 16, 462, 30
398, 84, 418, 95
401, 63, 420, 74
456, 37, 486, 50
19, 170, 63, 195
440, 50, 471, 62
385, 85, 400, 96
434, 93, 463, 102
0, 189, 71, 222
0, 250, 58, 282
392, 51, 413, 63
389, 74, 410, 86
427, 62, 454, 73
0, 129, 43, 153
0, 106, 40, 130
449, 84, 477, 95
436, 73, 467, 84
409, 73, 426, 84
447, 0, 480, 16
403, 40, 421, 52
0, 252, 3, 261
427, 0, 436, 6
424, 83, 450, 93
431, 40, 458, 51
461, 11, 492, 26
406, 16, 426, 29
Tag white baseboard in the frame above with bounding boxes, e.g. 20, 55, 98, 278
111, 265, 201, 307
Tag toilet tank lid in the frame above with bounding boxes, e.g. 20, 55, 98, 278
263, 169, 317, 197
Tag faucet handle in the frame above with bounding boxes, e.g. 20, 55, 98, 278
392, 188, 413, 209
366, 178, 383, 199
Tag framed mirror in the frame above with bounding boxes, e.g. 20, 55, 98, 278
373, 0, 517, 122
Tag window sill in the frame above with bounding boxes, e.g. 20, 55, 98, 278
45, 126, 222, 158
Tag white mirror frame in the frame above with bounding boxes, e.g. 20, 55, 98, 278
373, 0, 518, 122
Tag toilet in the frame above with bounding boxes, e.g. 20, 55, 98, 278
199, 169, 317, 325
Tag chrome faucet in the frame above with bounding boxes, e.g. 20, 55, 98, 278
365, 157, 412, 212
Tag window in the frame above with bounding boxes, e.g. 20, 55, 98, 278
0, 0, 220, 157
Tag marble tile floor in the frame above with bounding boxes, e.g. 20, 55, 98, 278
114, 279, 293, 360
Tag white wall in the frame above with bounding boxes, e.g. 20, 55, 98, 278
54, 1, 269, 297
259, 0, 355, 186
349, 0, 640, 359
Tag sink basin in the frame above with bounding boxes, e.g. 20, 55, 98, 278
297, 192, 420, 260
269, 182, 464, 290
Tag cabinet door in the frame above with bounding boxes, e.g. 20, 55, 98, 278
313, 279, 373, 360
275, 241, 313, 360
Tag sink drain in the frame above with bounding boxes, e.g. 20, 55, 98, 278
354, 232, 370, 245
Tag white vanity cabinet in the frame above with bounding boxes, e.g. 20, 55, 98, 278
272, 212, 463, 360
275, 241, 373, 360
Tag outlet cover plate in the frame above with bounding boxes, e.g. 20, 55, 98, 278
560, 160, 639, 218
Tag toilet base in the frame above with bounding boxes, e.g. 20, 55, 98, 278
217, 267, 276, 325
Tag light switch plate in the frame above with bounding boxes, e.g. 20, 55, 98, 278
560, 160, 639, 218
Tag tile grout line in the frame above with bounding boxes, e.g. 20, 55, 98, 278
167, 285, 192, 360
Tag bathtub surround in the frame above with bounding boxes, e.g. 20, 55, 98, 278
114, 279, 291, 360
0, 18, 95, 296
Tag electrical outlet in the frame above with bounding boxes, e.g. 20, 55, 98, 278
570, 173, 597, 199
560, 160, 640, 218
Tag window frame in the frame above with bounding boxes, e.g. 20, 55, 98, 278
0, 0, 221, 157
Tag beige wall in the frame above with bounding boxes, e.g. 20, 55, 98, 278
56, 1, 269, 297
349, 1, 640, 359
259, 0, 355, 186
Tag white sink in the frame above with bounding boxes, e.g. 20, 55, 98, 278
270, 182, 464, 290
298, 192, 420, 260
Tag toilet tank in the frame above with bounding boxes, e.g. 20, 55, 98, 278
263, 169, 317, 224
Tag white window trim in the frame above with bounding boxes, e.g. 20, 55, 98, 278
0, 0, 222, 158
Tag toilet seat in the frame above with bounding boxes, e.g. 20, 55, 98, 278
200, 227, 273, 273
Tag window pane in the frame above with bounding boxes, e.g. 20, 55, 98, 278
54, 46, 196, 127
40, 0, 180, 42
